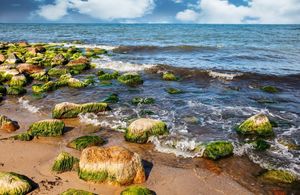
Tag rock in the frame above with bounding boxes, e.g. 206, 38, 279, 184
0, 171, 33, 195
131, 97, 155, 105
18, 41, 29, 47
103, 93, 119, 103
118, 72, 143, 87
121, 186, 153, 195
27, 119, 65, 137
260, 86, 279, 93
93, 48, 107, 55
0, 68, 19, 81
12, 132, 33, 141
48, 67, 68, 77
125, 118, 168, 144
61, 188, 95, 195
35, 45, 46, 53
98, 71, 119, 80
67, 136, 105, 151
5, 53, 22, 64
203, 141, 234, 160
67, 77, 90, 88
52, 102, 110, 119
17, 63, 44, 74
251, 139, 270, 151
7, 86, 26, 95
0, 54, 6, 64
277, 137, 300, 150
0, 115, 19, 132
32, 81, 58, 93
9, 74, 27, 86
0, 85, 6, 94
30, 71, 49, 81
166, 88, 183, 94
260, 170, 297, 184
236, 113, 274, 137
52, 54, 68, 66
67, 56, 90, 72
162, 72, 178, 81
52, 152, 79, 173
78, 146, 146, 185
27, 47, 38, 55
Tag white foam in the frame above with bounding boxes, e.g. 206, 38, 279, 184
79, 113, 101, 126
208, 71, 242, 81
49, 42, 117, 51
93, 55, 155, 72
18, 97, 40, 113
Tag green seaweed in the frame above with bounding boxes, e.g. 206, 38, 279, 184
78, 170, 108, 183
118, 73, 143, 87
7, 86, 26, 95
67, 136, 105, 151
251, 139, 270, 151
260, 86, 279, 93
0, 171, 33, 195
121, 186, 153, 195
166, 88, 183, 94
60, 188, 95, 195
162, 72, 178, 81
260, 170, 297, 184
52, 152, 79, 173
103, 93, 119, 103
203, 141, 233, 160
131, 97, 155, 105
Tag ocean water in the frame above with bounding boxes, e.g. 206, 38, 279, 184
1, 24, 300, 180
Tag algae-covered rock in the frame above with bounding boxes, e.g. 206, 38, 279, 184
48, 67, 68, 77
30, 71, 49, 81
125, 118, 168, 144
67, 136, 105, 151
131, 97, 155, 105
236, 113, 274, 137
0, 171, 33, 195
61, 188, 95, 195
103, 93, 119, 103
166, 88, 183, 94
51, 54, 68, 66
52, 152, 79, 173
260, 170, 297, 184
162, 72, 178, 81
0, 115, 19, 132
67, 56, 90, 72
17, 63, 44, 74
32, 81, 58, 93
79, 146, 145, 185
203, 141, 233, 160
67, 78, 89, 88
121, 186, 153, 195
27, 119, 65, 137
7, 86, 27, 95
260, 86, 279, 93
5, 53, 22, 64
251, 139, 270, 151
118, 72, 143, 87
98, 71, 119, 81
0, 54, 6, 64
9, 74, 27, 86
52, 102, 110, 119
0, 85, 6, 94
12, 132, 33, 141
277, 138, 300, 150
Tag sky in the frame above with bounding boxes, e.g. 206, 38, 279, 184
0, 0, 300, 24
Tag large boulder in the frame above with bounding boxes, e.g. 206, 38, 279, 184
17, 63, 44, 74
52, 102, 109, 119
236, 113, 274, 137
79, 146, 145, 185
125, 118, 168, 144
0, 171, 33, 195
0, 115, 19, 132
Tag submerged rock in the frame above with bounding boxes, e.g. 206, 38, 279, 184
52, 152, 79, 173
203, 141, 234, 160
27, 119, 65, 137
32, 81, 58, 93
121, 186, 153, 195
166, 88, 183, 94
103, 93, 119, 103
67, 136, 105, 151
52, 102, 109, 119
79, 146, 146, 185
251, 139, 270, 151
118, 72, 143, 87
260, 86, 279, 93
98, 71, 119, 80
0, 115, 19, 132
125, 118, 168, 144
61, 188, 95, 195
131, 97, 155, 105
7, 86, 27, 95
67, 56, 90, 72
236, 113, 274, 137
0, 171, 33, 195
162, 72, 178, 81
260, 170, 297, 184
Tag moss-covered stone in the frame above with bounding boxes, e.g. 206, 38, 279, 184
0, 171, 33, 195
121, 186, 153, 195
260, 86, 279, 93
52, 102, 110, 119
260, 170, 297, 184
27, 119, 65, 137
103, 93, 119, 103
0, 85, 6, 94
203, 141, 233, 160
52, 152, 79, 173
131, 97, 155, 105
0, 114, 19, 132
12, 132, 33, 141
251, 139, 270, 151
61, 188, 95, 195
125, 118, 168, 144
236, 113, 274, 137
162, 72, 178, 81
48, 67, 68, 77
166, 88, 183, 94
5, 53, 23, 64
7, 86, 26, 95
98, 71, 119, 81
78, 146, 145, 185
9, 74, 27, 86
51, 54, 68, 66
67, 56, 90, 72
30, 71, 49, 81
118, 72, 143, 87
67, 136, 105, 151
32, 81, 58, 93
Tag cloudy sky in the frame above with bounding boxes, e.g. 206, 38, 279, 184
0, 0, 300, 24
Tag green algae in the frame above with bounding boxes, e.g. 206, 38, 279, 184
260, 86, 279, 93
7, 86, 26, 95
121, 186, 153, 195
131, 97, 155, 105
52, 152, 79, 173
61, 188, 96, 195
117, 73, 143, 87
0, 171, 33, 195
162, 72, 178, 81
103, 93, 119, 103
28, 119, 65, 137
203, 141, 233, 160
78, 170, 109, 183
166, 88, 183, 94
67, 136, 105, 151
260, 170, 297, 184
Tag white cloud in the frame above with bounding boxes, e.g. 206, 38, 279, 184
176, 0, 300, 24
37, 0, 155, 21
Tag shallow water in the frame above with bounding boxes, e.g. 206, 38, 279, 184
1, 24, 300, 185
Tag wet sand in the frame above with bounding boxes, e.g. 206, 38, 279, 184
0, 100, 255, 195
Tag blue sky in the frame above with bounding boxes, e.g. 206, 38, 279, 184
0, 0, 299, 24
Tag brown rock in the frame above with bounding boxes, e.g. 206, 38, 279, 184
18, 41, 29, 47
0, 54, 5, 64
0, 115, 19, 133
68, 56, 89, 66
17, 63, 44, 74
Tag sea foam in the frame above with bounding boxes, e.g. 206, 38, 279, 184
18, 97, 40, 113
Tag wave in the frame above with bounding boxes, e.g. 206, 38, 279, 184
18, 97, 40, 113
49, 42, 117, 51
112, 45, 220, 54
